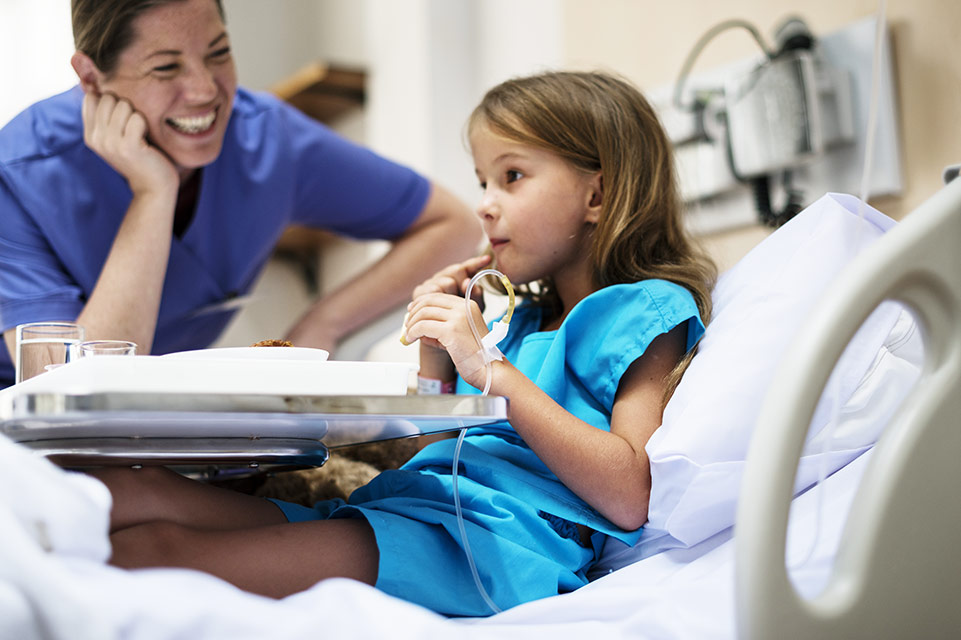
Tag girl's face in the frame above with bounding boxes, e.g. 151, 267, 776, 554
96, 0, 236, 172
470, 122, 601, 295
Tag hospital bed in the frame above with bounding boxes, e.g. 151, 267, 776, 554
1, 172, 959, 639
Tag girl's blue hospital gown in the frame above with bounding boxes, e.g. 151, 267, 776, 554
273, 280, 704, 616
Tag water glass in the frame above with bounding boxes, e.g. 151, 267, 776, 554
15, 322, 85, 384
76, 340, 138, 358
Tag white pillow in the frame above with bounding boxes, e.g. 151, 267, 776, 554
596, 193, 922, 573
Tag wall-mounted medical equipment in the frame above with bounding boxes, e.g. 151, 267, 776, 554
662, 15, 902, 232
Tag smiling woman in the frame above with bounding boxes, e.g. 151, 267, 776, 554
71, 0, 236, 177
0, 0, 481, 389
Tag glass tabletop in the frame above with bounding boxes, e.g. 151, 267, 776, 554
0, 390, 508, 467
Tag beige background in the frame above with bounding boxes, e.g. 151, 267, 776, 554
564, 0, 961, 268
563, 0, 960, 222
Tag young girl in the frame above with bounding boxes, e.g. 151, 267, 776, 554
92, 70, 716, 617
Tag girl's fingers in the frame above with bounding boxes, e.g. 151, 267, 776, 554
405, 294, 486, 342
411, 254, 493, 305
438, 255, 492, 291
402, 318, 448, 345
462, 253, 492, 273
404, 294, 456, 338
454, 255, 493, 293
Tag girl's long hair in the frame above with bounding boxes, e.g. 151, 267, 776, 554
469, 70, 717, 399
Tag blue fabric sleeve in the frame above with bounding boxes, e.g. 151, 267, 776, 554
562, 281, 705, 409
244, 92, 431, 240
0, 173, 84, 334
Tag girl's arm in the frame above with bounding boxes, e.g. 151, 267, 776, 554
487, 326, 685, 531
285, 184, 482, 353
405, 288, 685, 530
404, 254, 491, 450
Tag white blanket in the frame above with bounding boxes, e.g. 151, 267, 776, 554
0, 432, 868, 640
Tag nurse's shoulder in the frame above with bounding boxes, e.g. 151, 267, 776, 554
0, 86, 86, 164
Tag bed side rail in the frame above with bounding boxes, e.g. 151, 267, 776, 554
736, 175, 961, 639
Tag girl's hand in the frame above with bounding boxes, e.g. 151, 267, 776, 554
409, 254, 491, 304
404, 289, 492, 389
405, 254, 491, 351
404, 254, 493, 387
81, 92, 179, 197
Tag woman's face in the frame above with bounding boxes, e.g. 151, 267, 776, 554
97, 0, 237, 172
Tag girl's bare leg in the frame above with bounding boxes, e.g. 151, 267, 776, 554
89, 466, 288, 532
109, 517, 379, 598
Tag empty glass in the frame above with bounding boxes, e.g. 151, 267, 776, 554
15, 322, 85, 383
76, 340, 138, 358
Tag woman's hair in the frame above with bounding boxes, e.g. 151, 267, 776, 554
469, 70, 717, 398
71, 0, 225, 75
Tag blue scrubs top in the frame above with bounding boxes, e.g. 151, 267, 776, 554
0, 86, 430, 387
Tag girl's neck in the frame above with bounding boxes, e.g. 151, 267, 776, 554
541, 267, 596, 332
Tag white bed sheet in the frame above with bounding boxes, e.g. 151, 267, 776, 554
0, 430, 868, 640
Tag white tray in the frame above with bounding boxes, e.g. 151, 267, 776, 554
9, 354, 415, 397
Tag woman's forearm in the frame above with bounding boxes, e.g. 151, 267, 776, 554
75, 188, 177, 352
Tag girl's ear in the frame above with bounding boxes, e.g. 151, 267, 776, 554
70, 51, 103, 94
585, 173, 603, 223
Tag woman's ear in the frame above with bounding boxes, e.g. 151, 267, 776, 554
70, 51, 103, 94
586, 173, 603, 223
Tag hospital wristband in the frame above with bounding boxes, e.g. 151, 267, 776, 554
417, 376, 455, 395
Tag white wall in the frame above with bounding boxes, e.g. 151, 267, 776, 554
0, 0, 75, 127
363, 0, 564, 211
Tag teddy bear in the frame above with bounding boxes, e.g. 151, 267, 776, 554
249, 437, 421, 505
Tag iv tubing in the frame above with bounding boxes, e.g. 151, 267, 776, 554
451, 268, 514, 614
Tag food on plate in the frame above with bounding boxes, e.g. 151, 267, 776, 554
250, 339, 294, 347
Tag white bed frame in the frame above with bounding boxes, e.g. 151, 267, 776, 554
737, 172, 961, 637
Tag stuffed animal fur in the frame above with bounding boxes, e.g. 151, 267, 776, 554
242, 340, 421, 505
253, 438, 420, 505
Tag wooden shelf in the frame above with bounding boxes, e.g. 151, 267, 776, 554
270, 61, 365, 124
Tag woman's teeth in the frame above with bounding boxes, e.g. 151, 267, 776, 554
167, 112, 216, 134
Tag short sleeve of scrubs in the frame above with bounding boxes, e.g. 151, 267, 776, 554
561, 280, 706, 409
0, 177, 85, 327
231, 90, 431, 240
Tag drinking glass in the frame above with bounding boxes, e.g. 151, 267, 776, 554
15, 322, 85, 383
76, 340, 138, 358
